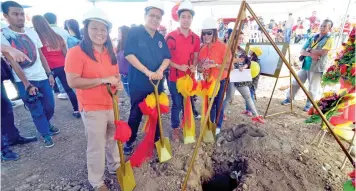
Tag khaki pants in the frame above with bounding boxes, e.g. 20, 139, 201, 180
81, 110, 120, 188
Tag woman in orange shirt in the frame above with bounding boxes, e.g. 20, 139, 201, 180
64, 8, 121, 191
198, 17, 231, 135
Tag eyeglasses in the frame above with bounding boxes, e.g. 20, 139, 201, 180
148, 13, 162, 21
202, 31, 213, 36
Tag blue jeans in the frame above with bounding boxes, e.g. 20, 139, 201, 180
168, 81, 183, 129
284, 28, 292, 43
55, 77, 65, 94
16, 79, 54, 136
121, 74, 129, 96
210, 79, 226, 128
1, 81, 21, 152
53, 66, 78, 111
246, 87, 255, 112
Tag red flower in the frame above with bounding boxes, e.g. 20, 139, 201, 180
342, 42, 347, 46
114, 120, 132, 142
351, 67, 356, 76
327, 65, 336, 72
340, 65, 348, 75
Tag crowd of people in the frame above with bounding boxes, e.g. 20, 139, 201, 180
218, 10, 352, 45
0, 0, 342, 190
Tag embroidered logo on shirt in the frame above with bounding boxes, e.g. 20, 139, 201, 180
158, 41, 162, 48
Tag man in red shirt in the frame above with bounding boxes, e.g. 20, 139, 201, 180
166, 0, 200, 141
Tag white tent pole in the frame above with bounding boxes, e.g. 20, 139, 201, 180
335, 0, 351, 48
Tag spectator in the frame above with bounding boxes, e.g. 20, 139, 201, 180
281, 19, 334, 112
158, 25, 167, 37
116, 25, 130, 96
1, 45, 38, 161
284, 13, 294, 43
32, 15, 80, 118
1, 1, 60, 148
66, 19, 82, 48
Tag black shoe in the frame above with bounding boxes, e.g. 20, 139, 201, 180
9, 136, 37, 146
72, 111, 81, 119
1, 150, 20, 161
43, 135, 54, 148
124, 143, 133, 155
49, 125, 60, 136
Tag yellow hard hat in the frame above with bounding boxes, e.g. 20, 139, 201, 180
250, 47, 263, 57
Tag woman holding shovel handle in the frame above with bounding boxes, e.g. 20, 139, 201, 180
198, 17, 231, 135
65, 8, 122, 191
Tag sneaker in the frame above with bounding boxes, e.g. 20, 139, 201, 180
215, 128, 221, 135
242, 110, 253, 117
1, 150, 20, 161
94, 185, 109, 191
9, 136, 37, 146
172, 128, 180, 142
43, 135, 54, 148
123, 143, 133, 155
49, 125, 60, 136
303, 105, 312, 112
281, 99, 291, 105
72, 111, 81, 119
108, 170, 116, 175
252, 116, 265, 124
57, 93, 68, 100
194, 114, 201, 119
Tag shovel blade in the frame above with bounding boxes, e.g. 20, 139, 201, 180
155, 137, 173, 163
183, 126, 196, 144
203, 121, 216, 143
117, 161, 136, 191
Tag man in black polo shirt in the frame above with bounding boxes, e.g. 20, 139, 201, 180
124, 1, 171, 154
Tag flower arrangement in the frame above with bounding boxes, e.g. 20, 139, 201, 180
305, 88, 355, 124
343, 169, 355, 191
322, 27, 355, 86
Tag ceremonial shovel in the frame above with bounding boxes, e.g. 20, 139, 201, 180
107, 85, 136, 191
150, 80, 173, 163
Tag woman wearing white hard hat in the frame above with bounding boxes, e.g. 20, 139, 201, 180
123, 0, 171, 155
65, 7, 121, 191
198, 17, 230, 135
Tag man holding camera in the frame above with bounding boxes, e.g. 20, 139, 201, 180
281, 19, 334, 112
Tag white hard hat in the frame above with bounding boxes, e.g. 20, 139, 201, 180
228, 22, 235, 29
83, 7, 112, 29
178, 0, 195, 16
202, 17, 217, 30
145, 0, 165, 15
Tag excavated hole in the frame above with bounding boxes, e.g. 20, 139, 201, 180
202, 158, 248, 191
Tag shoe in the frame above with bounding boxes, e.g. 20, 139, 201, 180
123, 143, 133, 155
94, 185, 109, 191
281, 99, 291, 105
303, 105, 312, 112
172, 128, 180, 142
242, 110, 253, 117
252, 116, 265, 124
49, 125, 60, 136
109, 170, 116, 175
194, 114, 201, 119
57, 93, 68, 100
72, 111, 81, 119
215, 128, 221, 135
1, 150, 20, 161
43, 135, 54, 148
9, 136, 37, 146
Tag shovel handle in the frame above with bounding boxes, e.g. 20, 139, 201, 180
150, 80, 165, 146
107, 85, 126, 169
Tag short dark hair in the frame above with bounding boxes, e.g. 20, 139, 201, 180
289, 13, 292, 16
178, 9, 194, 18
323, 19, 333, 28
43, 12, 57, 24
80, 20, 117, 65
1, 1, 22, 14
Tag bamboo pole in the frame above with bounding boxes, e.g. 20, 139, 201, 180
181, 1, 247, 190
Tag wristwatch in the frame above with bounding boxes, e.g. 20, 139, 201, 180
46, 71, 54, 77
